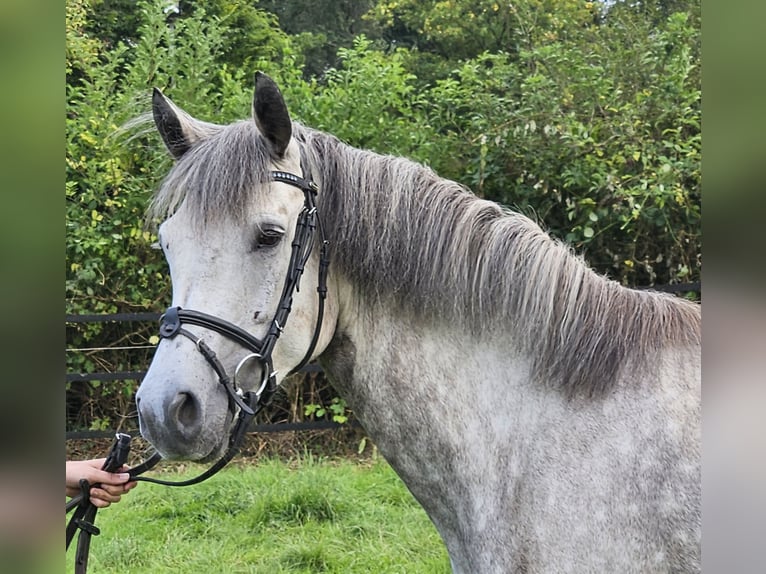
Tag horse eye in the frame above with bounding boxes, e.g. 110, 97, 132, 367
254, 228, 284, 249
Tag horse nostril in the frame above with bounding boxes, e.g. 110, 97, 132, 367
168, 392, 200, 437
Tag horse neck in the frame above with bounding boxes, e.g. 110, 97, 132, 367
325, 260, 699, 415
325, 280, 532, 421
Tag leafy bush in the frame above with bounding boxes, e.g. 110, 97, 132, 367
418, 12, 700, 285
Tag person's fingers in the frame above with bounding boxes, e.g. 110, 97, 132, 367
89, 497, 111, 509
89, 488, 121, 505
99, 482, 131, 496
119, 480, 137, 493
66, 460, 138, 507
115, 465, 138, 489
89, 469, 132, 486
66, 484, 133, 502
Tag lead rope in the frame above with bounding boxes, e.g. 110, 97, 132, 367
66, 433, 133, 574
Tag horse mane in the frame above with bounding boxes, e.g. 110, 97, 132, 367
149, 119, 701, 397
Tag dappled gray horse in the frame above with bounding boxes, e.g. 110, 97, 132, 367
136, 73, 701, 573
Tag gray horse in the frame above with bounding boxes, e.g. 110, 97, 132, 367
136, 73, 701, 573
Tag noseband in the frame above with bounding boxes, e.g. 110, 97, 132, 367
68, 152, 331, 573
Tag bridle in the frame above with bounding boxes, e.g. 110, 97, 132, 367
133, 154, 329, 486
67, 150, 330, 573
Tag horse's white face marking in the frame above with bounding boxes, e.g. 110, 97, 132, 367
137, 139, 337, 461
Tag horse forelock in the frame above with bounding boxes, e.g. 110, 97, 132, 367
148, 120, 272, 226
149, 118, 701, 397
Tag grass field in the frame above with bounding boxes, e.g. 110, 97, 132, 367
66, 456, 450, 573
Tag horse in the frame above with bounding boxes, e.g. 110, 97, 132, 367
135, 72, 701, 573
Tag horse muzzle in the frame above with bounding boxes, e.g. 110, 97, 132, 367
136, 343, 235, 461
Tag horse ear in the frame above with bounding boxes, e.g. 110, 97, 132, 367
152, 88, 218, 159
253, 72, 292, 158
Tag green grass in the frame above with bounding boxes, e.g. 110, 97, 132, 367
66, 457, 450, 573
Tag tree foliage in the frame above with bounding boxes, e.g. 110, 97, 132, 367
66, 0, 700, 430
418, 11, 700, 283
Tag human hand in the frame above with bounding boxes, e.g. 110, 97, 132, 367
66, 458, 137, 508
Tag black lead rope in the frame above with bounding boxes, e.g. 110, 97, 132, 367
66, 433, 132, 574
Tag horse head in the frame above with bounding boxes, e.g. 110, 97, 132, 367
136, 73, 337, 461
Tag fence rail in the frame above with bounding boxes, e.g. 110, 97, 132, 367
66, 312, 162, 323
65, 420, 359, 441
66, 281, 700, 440
66, 363, 324, 384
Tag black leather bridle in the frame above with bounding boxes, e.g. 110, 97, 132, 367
67, 154, 330, 573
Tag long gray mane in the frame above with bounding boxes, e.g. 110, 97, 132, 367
149, 119, 701, 397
